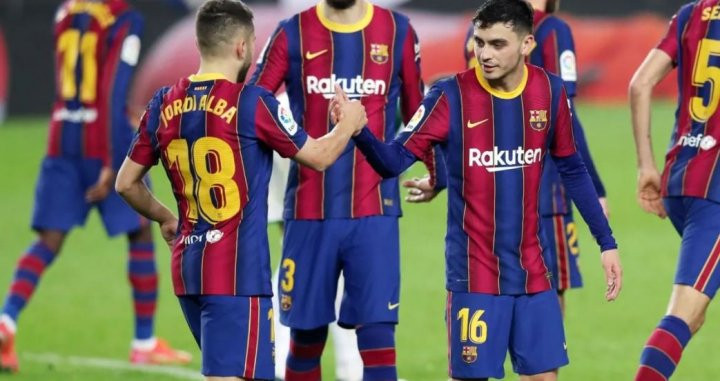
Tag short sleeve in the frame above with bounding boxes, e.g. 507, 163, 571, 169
127, 89, 164, 166
550, 87, 577, 157
395, 85, 451, 161
255, 92, 308, 158
553, 21, 578, 96
656, 13, 680, 65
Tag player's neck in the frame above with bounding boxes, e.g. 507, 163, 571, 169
488, 64, 526, 93
196, 60, 239, 84
528, 0, 546, 11
322, 0, 369, 26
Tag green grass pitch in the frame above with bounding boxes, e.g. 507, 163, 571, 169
1, 102, 719, 380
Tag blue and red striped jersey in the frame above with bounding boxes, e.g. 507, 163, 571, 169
656, 1, 720, 204
396, 65, 576, 295
48, 0, 142, 169
466, 10, 603, 215
250, 2, 428, 219
128, 74, 308, 296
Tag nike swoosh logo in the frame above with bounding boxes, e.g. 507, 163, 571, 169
467, 119, 489, 129
388, 302, 400, 310
305, 49, 328, 60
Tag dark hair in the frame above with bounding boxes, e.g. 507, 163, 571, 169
472, 0, 534, 35
196, 0, 254, 57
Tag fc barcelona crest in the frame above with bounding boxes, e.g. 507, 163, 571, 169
529, 109, 548, 131
461, 346, 478, 364
370, 43, 389, 64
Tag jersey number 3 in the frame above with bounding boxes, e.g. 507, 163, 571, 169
166, 137, 241, 224
690, 38, 720, 123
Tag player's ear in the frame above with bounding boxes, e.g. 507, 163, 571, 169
521, 33, 535, 56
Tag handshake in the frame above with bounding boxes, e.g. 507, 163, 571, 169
329, 84, 368, 135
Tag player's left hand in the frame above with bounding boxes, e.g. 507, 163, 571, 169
402, 175, 440, 203
600, 249, 622, 301
86, 166, 116, 203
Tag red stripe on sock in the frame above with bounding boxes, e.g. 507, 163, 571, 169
18, 255, 46, 275
134, 301, 157, 317
129, 275, 158, 292
289, 341, 325, 359
360, 347, 396, 367
129, 250, 155, 261
285, 366, 321, 381
635, 365, 668, 381
10, 279, 35, 299
646, 329, 683, 365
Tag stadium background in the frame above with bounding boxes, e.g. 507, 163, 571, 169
2, 0, 720, 380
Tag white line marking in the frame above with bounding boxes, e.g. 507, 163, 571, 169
23, 352, 202, 380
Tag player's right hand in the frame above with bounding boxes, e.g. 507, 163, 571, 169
159, 218, 179, 249
330, 85, 367, 134
402, 175, 440, 203
637, 168, 667, 218
601, 249, 622, 301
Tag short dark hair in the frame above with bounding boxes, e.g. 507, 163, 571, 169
196, 0, 254, 57
472, 0, 534, 35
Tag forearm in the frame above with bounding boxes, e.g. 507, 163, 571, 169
629, 83, 657, 170
353, 127, 418, 178
570, 103, 606, 196
117, 180, 175, 224
296, 122, 355, 171
629, 49, 674, 171
554, 153, 617, 251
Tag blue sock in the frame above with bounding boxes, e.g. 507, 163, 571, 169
285, 326, 328, 381
2, 242, 58, 321
128, 242, 157, 341
357, 323, 397, 381
635, 315, 692, 381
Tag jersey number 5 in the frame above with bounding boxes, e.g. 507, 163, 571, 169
165, 137, 241, 224
690, 38, 720, 123
57, 29, 98, 102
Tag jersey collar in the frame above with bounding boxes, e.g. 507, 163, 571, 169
475, 64, 528, 100
316, 1, 374, 33
188, 73, 228, 82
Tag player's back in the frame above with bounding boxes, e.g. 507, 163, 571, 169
133, 75, 300, 296
659, 0, 720, 203
49, 0, 141, 165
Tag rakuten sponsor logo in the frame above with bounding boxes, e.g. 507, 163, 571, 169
468, 147, 542, 172
306, 75, 387, 99
677, 133, 717, 151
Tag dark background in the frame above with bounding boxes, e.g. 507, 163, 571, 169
0, 0, 689, 116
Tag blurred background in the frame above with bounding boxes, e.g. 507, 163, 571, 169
0, 0, 686, 121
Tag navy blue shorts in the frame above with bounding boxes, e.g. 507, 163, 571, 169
178, 295, 274, 379
31, 157, 144, 236
541, 212, 583, 291
279, 216, 400, 329
665, 197, 720, 298
446, 290, 568, 379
